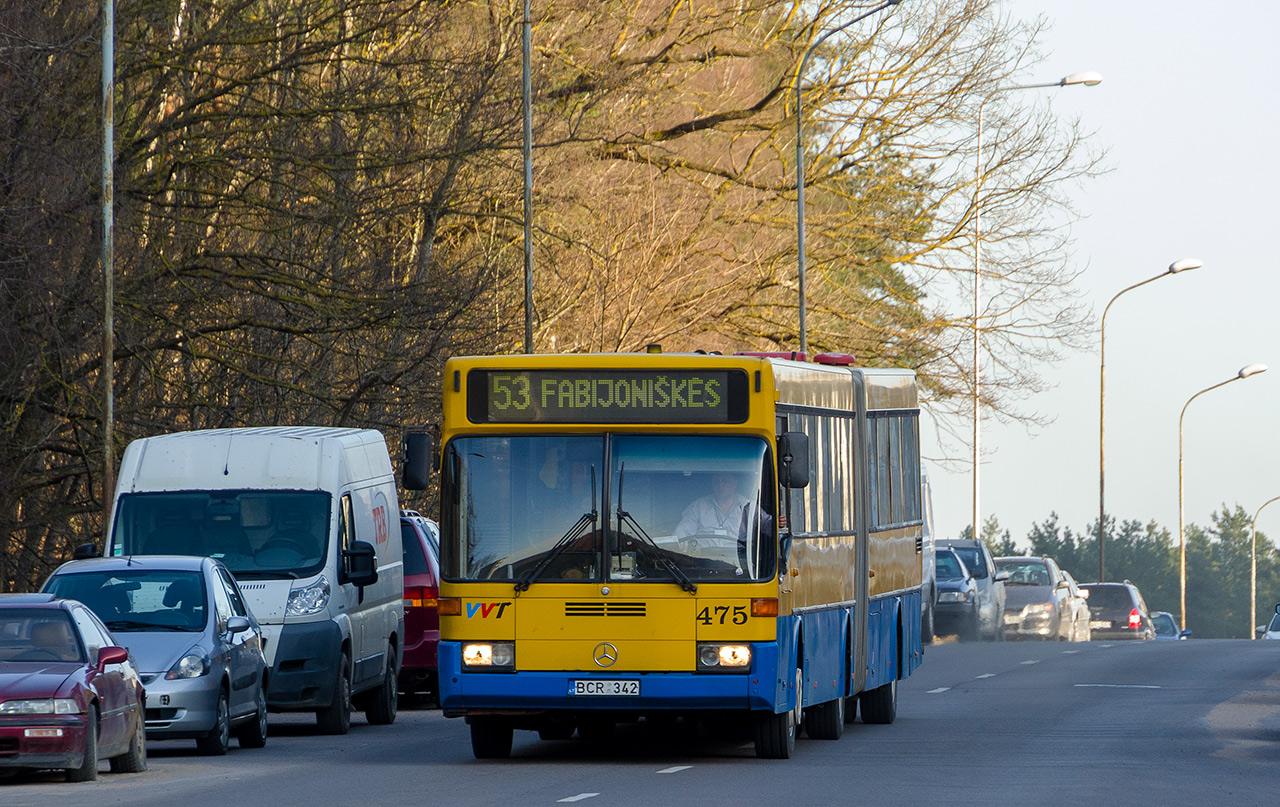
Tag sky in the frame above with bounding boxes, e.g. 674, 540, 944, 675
921, 1, 1280, 550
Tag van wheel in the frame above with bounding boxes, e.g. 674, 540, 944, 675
365, 647, 398, 725
66, 707, 99, 781
316, 654, 351, 735
470, 717, 513, 759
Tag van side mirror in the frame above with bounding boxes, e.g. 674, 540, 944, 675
73, 542, 102, 560
343, 540, 379, 588
402, 432, 434, 491
777, 432, 809, 489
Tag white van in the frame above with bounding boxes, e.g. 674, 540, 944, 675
102, 427, 404, 734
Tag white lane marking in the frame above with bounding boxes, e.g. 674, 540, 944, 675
976, 673, 997, 679
558, 795, 600, 803
1074, 684, 1161, 689
657, 766, 692, 774
927, 687, 951, 694
1021, 660, 1040, 665
1062, 650, 1080, 654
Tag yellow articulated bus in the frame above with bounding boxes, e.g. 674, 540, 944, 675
401, 351, 924, 759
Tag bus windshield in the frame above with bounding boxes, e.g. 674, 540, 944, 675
443, 434, 775, 584
111, 490, 331, 578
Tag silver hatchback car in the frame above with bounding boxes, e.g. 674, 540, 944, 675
43, 555, 268, 754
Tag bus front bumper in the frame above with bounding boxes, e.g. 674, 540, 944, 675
437, 641, 782, 715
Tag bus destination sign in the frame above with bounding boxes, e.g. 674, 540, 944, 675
469, 369, 749, 424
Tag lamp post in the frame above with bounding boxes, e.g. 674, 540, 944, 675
1250, 495, 1280, 639
1098, 258, 1201, 581
102, 0, 116, 531
1178, 363, 1268, 629
522, 0, 533, 353
971, 70, 1101, 543
795, 0, 903, 357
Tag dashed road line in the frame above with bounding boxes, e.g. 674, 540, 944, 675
558, 794, 600, 803
1020, 660, 1040, 665
657, 766, 692, 774
927, 687, 951, 694
976, 673, 997, 679
1074, 683, 1161, 689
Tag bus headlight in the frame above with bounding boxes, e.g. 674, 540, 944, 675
696, 643, 751, 672
462, 642, 515, 671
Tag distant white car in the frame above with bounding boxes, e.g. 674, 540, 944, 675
1258, 607, 1280, 639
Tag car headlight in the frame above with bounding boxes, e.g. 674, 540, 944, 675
166, 650, 211, 679
1025, 603, 1053, 615
938, 590, 973, 603
286, 574, 330, 617
462, 642, 515, 671
0, 699, 80, 715
696, 643, 751, 672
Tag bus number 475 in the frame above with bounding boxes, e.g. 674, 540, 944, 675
697, 605, 748, 625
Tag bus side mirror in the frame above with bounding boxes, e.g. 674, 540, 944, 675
402, 432, 434, 491
777, 432, 809, 489
73, 542, 102, 560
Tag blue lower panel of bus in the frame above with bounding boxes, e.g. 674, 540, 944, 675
439, 641, 782, 714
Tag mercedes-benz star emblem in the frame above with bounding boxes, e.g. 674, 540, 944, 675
593, 642, 618, 668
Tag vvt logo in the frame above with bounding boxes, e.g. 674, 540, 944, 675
466, 602, 512, 618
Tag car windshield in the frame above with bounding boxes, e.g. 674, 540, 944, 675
936, 552, 966, 580
0, 609, 86, 663
1152, 613, 1177, 637
111, 490, 331, 577
947, 546, 987, 578
402, 522, 434, 577
996, 559, 1051, 586
1269, 613, 1280, 632
45, 569, 208, 632
1081, 585, 1133, 610
442, 434, 775, 584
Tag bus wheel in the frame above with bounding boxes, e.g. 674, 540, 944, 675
753, 667, 801, 759
470, 717, 513, 759
860, 678, 897, 725
804, 694, 844, 740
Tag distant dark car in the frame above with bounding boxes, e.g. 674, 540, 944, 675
1078, 581, 1155, 640
936, 539, 1008, 641
0, 594, 147, 781
43, 555, 269, 754
995, 556, 1075, 641
400, 511, 441, 700
932, 549, 980, 640
1151, 611, 1190, 640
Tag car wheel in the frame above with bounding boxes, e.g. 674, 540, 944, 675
65, 707, 98, 782
236, 689, 268, 749
109, 711, 147, 773
470, 716, 514, 759
316, 653, 352, 735
860, 677, 898, 724
365, 646, 398, 726
804, 692, 844, 740
196, 689, 231, 755
754, 666, 801, 758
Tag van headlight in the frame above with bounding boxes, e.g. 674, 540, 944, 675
461, 642, 515, 671
696, 643, 751, 672
286, 575, 330, 617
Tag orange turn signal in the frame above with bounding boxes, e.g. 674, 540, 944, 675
437, 597, 462, 616
751, 598, 779, 617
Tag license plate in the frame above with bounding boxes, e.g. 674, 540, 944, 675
1090, 620, 1110, 629
570, 679, 639, 697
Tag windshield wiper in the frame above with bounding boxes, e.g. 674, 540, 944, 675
105, 620, 193, 632
233, 569, 301, 580
615, 463, 696, 594
515, 467, 598, 594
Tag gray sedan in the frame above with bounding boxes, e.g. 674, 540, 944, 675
43, 555, 268, 754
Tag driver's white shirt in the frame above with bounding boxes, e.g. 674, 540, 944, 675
675, 494, 752, 545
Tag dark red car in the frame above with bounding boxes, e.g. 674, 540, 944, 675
0, 594, 147, 781
399, 511, 441, 701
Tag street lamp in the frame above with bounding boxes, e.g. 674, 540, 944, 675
1098, 258, 1201, 581
796, 0, 904, 357
1178, 363, 1268, 629
1250, 495, 1280, 639
971, 70, 1101, 543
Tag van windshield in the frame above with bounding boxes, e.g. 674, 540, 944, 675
112, 491, 331, 577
